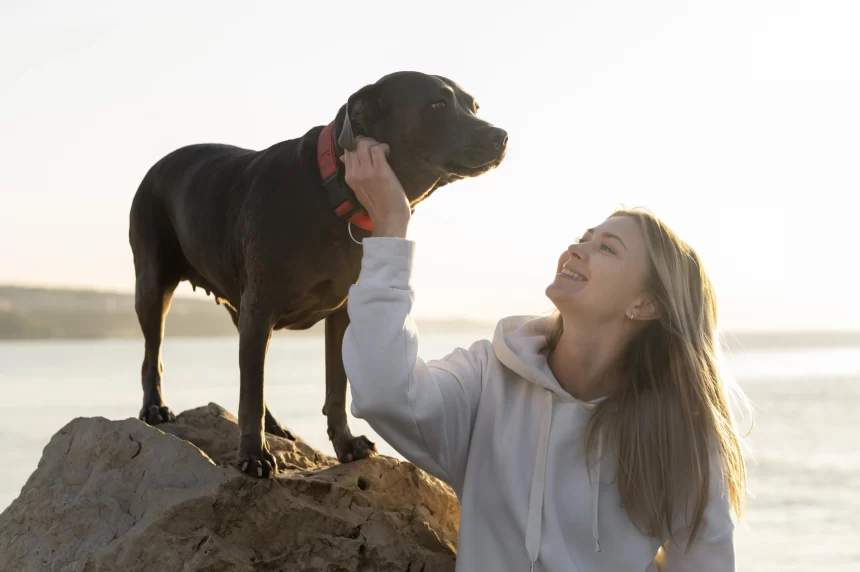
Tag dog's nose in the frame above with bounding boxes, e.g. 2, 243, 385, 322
489, 128, 508, 151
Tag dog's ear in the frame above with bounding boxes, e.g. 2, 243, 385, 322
338, 83, 383, 151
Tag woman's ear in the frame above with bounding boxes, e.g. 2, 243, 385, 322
629, 297, 661, 322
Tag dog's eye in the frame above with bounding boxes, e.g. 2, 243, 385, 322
431, 100, 447, 111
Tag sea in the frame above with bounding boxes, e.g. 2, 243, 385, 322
1, 332, 858, 571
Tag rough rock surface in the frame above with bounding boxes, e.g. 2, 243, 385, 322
0, 403, 460, 572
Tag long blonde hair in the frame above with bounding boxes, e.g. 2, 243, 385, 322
549, 207, 749, 548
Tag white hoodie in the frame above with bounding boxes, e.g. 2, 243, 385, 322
343, 238, 735, 572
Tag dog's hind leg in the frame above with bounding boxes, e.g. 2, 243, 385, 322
224, 305, 295, 441
134, 263, 179, 425
130, 184, 183, 426
264, 406, 295, 441
324, 307, 377, 463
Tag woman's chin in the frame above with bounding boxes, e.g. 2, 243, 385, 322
544, 274, 588, 314
546, 274, 587, 298
545, 280, 582, 311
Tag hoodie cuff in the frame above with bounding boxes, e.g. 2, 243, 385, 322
358, 237, 416, 290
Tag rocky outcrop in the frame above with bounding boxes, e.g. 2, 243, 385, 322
0, 403, 459, 571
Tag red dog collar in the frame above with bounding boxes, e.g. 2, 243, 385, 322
317, 122, 373, 232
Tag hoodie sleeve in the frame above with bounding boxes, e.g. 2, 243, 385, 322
342, 237, 488, 494
660, 456, 736, 571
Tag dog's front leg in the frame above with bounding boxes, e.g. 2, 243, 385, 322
226, 305, 295, 441
236, 299, 277, 478
324, 306, 377, 462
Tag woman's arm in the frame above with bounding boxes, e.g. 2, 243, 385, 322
343, 237, 488, 493
339, 137, 488, 493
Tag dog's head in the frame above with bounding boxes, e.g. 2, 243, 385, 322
336, 71, 507, 205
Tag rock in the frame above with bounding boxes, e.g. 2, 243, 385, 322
0, 403, 460, 572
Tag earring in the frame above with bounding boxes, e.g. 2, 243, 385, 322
627, 312, 634, 321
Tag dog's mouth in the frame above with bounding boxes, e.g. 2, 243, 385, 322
441, 150, 506, 179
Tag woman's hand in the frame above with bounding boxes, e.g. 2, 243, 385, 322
342, 137, 411, 238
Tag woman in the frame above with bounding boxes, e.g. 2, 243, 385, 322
340, 138, 748, 571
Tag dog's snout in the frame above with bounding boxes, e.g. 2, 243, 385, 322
489, 128, 508, 151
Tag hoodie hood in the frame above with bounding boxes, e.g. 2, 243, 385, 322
492, 314, 603, 405
492, 314, 607, 569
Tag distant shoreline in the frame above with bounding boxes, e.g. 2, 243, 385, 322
2, 285, 859, 350
0, 284, 496, 341
4, 330, 860, 352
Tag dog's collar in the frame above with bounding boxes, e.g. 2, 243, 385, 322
317, 121, 373, 232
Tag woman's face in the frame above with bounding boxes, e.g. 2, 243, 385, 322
546, 215, 653, 324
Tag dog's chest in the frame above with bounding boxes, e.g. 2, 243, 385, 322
273, 287, 348, 331
270, 246, 362, 329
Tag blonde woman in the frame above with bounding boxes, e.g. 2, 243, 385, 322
340, 138, 748, 571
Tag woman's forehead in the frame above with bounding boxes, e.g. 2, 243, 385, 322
587, 215, 638, 237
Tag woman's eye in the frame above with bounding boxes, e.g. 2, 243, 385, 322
431, 100, 447, 111
601, 244, 616, 254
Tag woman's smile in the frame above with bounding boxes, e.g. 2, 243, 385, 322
558, 267, 588, 281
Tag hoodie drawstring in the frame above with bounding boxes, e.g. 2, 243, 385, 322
526, 390, 606, 570
591, 426, 605, 553
525, 390, 553, 571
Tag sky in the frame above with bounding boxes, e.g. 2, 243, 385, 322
1, 0, 858, 331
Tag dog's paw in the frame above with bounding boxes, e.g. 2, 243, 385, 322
236, 447, 278, 479
334, 435, 377, 463
139, 404, 176, 425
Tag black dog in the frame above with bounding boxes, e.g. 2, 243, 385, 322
129, 71, 507, 478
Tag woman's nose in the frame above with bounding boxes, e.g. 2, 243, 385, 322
568, 244, 584, 259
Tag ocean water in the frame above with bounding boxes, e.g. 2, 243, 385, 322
1, 332, 858, 571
